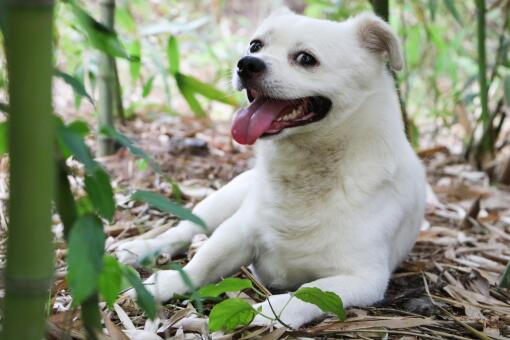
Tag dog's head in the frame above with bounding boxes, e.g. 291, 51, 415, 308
231, 8, 403, 145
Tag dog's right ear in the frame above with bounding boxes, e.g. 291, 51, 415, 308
269, 7, 295, 18
354, 13, 403, 71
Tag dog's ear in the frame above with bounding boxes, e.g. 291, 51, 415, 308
355, 13, 403, 71
269, 7, 295, 18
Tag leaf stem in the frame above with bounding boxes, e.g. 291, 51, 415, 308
266, 297, 293, 329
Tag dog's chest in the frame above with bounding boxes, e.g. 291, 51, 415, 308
250, 205, 349, 289
257, 142, 344, 203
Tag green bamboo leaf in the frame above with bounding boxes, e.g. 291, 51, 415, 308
500, 261, 510, 288
54, 69, 93, 103
57, 120, 90, 159
121, 266, 157, 319
443, 0, 462, 26
0, 122, 7, 155
176, 77, 206, 117
100, 125, 161, 173
58, 125, 98, 173
115, 7, 136, 33
209, 298, 256, 332
68, 120, 90, 137
199, 278, 253, 298
293, 287, 345, 321
142, 76, 155, 98
84, 167, 115, 221
67, 215, 105, 305
76, 195, 95, 216
405, 26, 421, 69
98, 255, 123, 309
129, 41, 142, 83
132, 190, 206, 229
177, 73, 237, 106
100, 126, 182, 200
68, 1, 130, 59
167, 36, 180, 75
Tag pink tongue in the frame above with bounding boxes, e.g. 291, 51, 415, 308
231, 97, 290, 145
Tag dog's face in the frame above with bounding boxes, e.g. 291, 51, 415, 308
231, 8, 403, 145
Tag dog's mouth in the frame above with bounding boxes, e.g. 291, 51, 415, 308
231, 89, 332, 145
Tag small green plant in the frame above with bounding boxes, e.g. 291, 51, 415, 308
206, 278, 345, 332
167, 35, 238, 117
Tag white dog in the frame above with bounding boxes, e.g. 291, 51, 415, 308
117, 8, 426, 329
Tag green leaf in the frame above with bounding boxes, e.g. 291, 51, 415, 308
443, 0, 462, 26
500, 261, 510, 288
115, 7, 136, 33
129, 41, 142, 83
209, 298, 256, 332
504, 75, 510, 106
405, 26, 421, 69
0, 122, 8, 155
199, 278, 253, 298
54, 69, 93, 103
84, 167, 115, 221
67, 215, 105, 305
135, 158, 148, 171
100, 125, 161, 173
142, 76, 155, 98
167, 36, 180, 75
69, 1, 130, 59
100, 126, 182, 200
294, 287, 345, 321
68, 120, 90, 137
131, 190, 206, 229
58, 125, 98, 173
121, 266, 157, 319
176, 78, 206, 117
98, 255, 123, 309
76, 195, 95, 216
177, 73, 237, 106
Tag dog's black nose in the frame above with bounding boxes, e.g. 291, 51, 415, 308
237, 56, 266, 79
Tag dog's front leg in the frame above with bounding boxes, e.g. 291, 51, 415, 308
252, 270, 390, 329
116, 170, 254, 264
132, 210, 255, 302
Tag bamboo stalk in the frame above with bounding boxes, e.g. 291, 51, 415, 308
1, 1, 55, 339
475, 0, 493, 158
96, 0, 116, 156
113, 59, 126, 124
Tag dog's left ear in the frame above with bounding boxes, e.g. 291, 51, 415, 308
355, 13, 403, 71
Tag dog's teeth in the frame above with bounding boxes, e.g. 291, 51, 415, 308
277, 106, 307, 122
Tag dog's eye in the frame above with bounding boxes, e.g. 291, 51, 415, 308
296, 52, 317, 67
249, 40, 263, 53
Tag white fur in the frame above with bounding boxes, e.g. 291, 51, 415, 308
116, 10, 426, 329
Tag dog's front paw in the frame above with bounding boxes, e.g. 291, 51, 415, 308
115, 239, 169, 265
125, 270, 186, 302
250, 293, 322, 329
